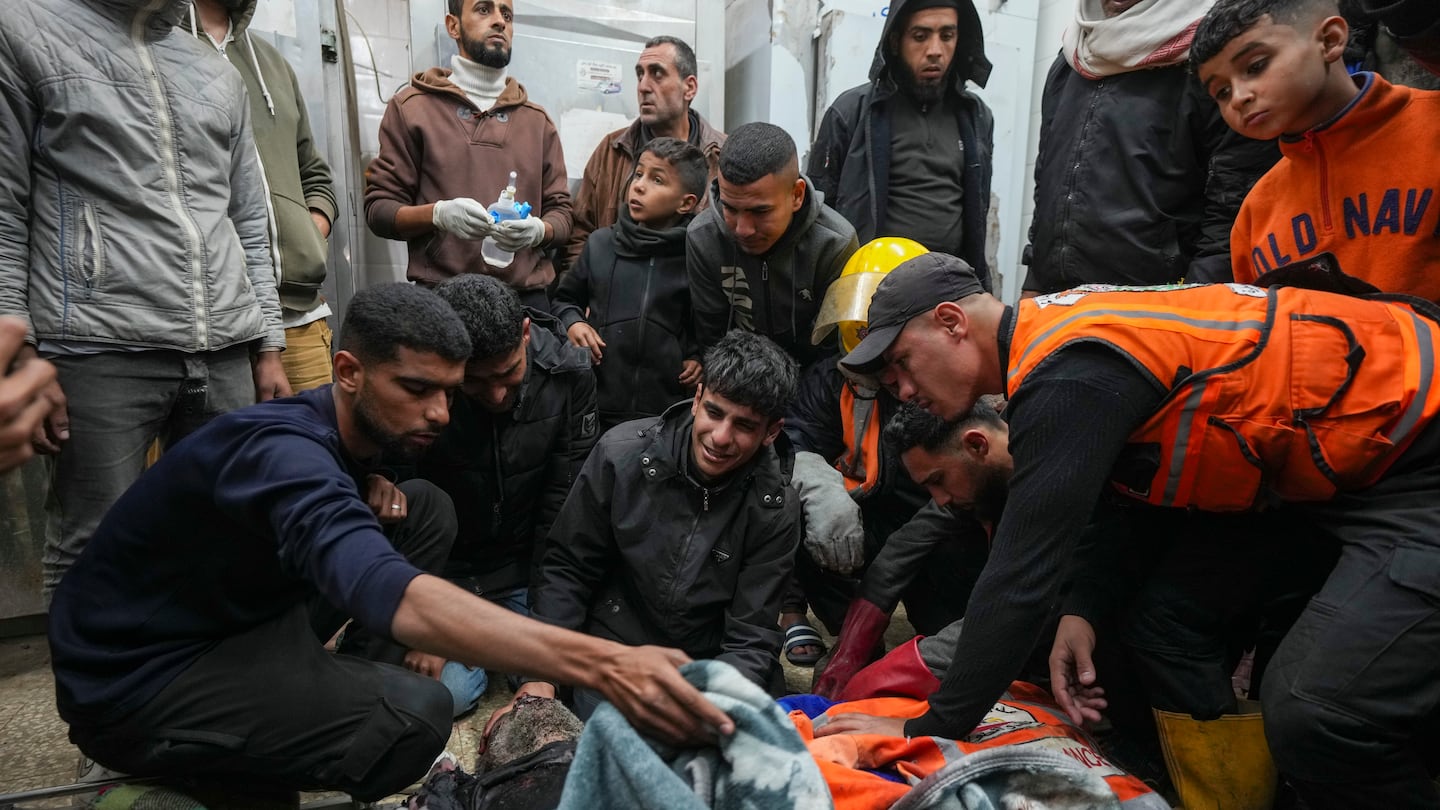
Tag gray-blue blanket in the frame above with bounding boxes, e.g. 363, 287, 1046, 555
557, 660, 832, 809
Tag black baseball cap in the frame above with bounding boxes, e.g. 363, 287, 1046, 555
839, 253, 986, 374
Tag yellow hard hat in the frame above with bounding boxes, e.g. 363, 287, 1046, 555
812, 237, 929, 353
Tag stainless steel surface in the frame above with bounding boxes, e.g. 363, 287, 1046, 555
250, 0, 360, 325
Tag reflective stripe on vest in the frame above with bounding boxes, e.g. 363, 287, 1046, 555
837, 383, 883, 496
1007, 283, 1440, 510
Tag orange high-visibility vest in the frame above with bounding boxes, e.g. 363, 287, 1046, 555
836, 382, 883, 496
1008, 284, 1440, 511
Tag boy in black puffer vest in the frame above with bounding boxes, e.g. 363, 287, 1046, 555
553, 137, 707, 430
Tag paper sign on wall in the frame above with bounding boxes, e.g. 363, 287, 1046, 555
577, 60, 623, 95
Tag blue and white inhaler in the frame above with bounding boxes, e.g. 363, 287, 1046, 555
481, 171, 534, 268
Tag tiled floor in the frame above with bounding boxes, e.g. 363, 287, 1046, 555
0, 633, 508, 802
0, 609, 872, 804
0, 636, 73, 796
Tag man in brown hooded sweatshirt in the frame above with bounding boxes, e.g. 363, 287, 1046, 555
364, 0, 572, 312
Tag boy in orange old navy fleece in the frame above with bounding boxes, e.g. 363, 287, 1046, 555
1192, 0, 1440, 299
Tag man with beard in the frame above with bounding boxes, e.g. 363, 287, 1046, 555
365, 0, 571, 311
781, 238, 988, 671
809, 0, 994, 280
186, 0, 339, 392
413, 274, 598, 717
821, 253, 1440, 807
48, 283, 732, 801
808, 398, 999, 698
562, 36, 726, 272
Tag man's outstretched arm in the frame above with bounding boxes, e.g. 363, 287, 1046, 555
390, 574, 735, 745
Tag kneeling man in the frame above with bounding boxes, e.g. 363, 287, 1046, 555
512, 330, 802, 719
49, 284, 731, 801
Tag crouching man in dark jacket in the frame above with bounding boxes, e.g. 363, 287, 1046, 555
506, 330, 802, 721
411, 275, 599, 715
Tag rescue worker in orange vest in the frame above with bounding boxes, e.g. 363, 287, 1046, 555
816, 252, 1440, 810
876, 395, 1323, 806
784, 238, 987, 686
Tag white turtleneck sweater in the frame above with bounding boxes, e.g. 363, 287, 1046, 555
449, 55, 507, 111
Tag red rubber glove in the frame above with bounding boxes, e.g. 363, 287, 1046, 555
812, 598, 890, 699
838, 635, 941, 703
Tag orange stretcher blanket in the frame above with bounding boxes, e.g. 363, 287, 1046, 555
789, 683, 1157, 810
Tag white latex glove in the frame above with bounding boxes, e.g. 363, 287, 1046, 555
432, 198, 497, 240
491, 216, 547, 252
791, 450, 866, 575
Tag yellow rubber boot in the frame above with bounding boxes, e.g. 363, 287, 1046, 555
1153, 700, 1278, 810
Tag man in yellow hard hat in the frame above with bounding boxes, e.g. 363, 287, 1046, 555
781, 238, 989, 675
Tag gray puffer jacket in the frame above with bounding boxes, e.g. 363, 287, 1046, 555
0, 0, 284, 351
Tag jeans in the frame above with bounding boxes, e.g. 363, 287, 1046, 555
42, 346, 255, 598
281, 319, 333, 393
439, 586, 530, 716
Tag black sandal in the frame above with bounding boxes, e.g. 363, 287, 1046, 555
784, 622, 827, 666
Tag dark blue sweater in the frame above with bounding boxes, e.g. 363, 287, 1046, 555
49, 387, 422, 726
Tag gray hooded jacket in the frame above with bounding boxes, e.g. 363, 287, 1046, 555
0, 0, 285, 351
186, 0, 337, 316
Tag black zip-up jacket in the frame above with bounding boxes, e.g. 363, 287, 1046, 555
1022, 54, 1280, 292
552, 210, 696, 428
413, 313, 598, 593
808, 0, 995, 285
686, 178, 858, 365
531, 402, 801, 687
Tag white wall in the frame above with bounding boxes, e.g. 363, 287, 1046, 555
724, 0, 818, 157
342, 0, 417, 286
973, 0, 1042, 303
343, 0, 416, 158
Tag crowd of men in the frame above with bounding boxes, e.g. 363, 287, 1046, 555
1, 0, 1439, 806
